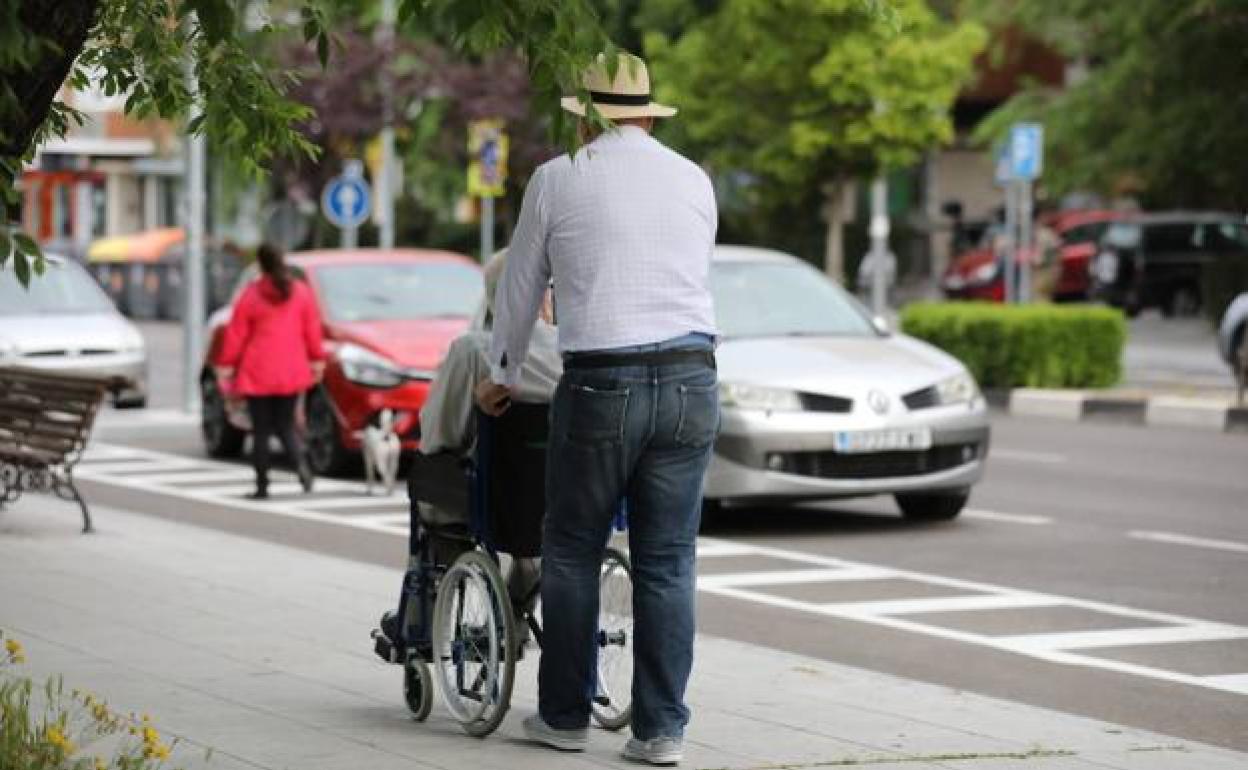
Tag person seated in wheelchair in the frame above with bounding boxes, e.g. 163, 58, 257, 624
376, 250, 560, 650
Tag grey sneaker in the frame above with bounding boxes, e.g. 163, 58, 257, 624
522, 714, 587, 752
623, 736, 683, 765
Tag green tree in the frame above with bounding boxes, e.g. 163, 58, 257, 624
0, 0, 612, 284
969, 0, 1248, 210
646, 0, 984, 280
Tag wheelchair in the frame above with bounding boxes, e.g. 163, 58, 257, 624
371, 403, 635, 737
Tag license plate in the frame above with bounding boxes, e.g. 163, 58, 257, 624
833, 427, 932, 454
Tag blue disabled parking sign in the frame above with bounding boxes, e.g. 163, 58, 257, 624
321, 162, 372, 229
1008, 123, 1044, 181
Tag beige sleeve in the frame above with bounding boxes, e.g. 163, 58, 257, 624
419, 333, 491, 455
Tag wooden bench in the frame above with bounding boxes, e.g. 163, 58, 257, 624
0, 367, 115, 532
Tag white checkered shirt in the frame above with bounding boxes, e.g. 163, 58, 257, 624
489, 125, 718, 387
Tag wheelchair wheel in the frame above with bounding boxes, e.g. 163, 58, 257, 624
403, 658, 433, 721
592, 546, 634, 731
431, 550, 516, 737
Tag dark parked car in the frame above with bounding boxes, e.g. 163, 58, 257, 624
1089, 213, 1248, 317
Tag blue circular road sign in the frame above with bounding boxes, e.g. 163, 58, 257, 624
321, 173, 372, 229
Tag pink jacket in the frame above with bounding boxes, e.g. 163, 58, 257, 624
216, 276, 326, 397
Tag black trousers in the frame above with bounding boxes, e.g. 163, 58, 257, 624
246, 395, 303, 488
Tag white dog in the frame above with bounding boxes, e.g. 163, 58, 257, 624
361, 409, 401, 496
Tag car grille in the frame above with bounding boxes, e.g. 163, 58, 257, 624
770, 442, 981, 479
902, 386, 941, 411
798, 392, 852, 413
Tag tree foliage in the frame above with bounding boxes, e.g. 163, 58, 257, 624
969, 0, 1248, 210
0, 0, 613, 284
647, 0, 984, 195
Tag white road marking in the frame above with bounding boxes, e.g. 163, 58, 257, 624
998, 624, 1248, 652
75, 443, 1248, 697
116, 469, 260, 484
990, 449, 1067, 464
290, 494, 409, 510
1129, 530, 1248, 555
73, 458, 203, 474
349, 513, 412, 527
697, 567, 890, 589
820, 593, 1061, 617
696, 536, 1248, 697
963, 508, 1054, 525
695, 542, 758, 558
1201, 674, 1248, 695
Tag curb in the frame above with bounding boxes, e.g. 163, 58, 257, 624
994, 388, 1248, 434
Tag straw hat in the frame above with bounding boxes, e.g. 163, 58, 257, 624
560, 53, 677, 120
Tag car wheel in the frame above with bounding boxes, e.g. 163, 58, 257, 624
201, 375, 245, 458
895, 490, 969, 522
305, 386, 352, 476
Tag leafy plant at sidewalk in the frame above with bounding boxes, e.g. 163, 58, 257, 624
901, 302, 1126, 389
1, 630, 198, 770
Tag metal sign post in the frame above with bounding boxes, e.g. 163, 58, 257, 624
1001, 123, 1044, 304
468, 119, 508, 262
321, 160, 372, 248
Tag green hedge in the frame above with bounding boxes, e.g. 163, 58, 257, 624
900, 302, 1127, 389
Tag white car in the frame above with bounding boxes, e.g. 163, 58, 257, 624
0, 254, 148, 406
705, 246, 990, 520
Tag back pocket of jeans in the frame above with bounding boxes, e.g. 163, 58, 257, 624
566, 383, 629, 447
675, 382, 719, 447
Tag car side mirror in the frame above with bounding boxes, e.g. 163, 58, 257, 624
872, 316, 891, 335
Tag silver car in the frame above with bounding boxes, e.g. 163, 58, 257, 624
705, 246, 990, 520
0, 254, 148, 406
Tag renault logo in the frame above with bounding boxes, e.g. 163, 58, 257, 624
867, 389, 890, 415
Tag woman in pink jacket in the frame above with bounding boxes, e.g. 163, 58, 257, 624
215, 244, 326, 499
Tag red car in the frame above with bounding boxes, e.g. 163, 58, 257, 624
941, 210, 1122, 302
201, 249, 482, 475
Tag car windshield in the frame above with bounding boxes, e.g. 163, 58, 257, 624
315, 261, 482, 322
1104, 222, 1141, 249
0, 260, 115, 316
711, 260, 877, 339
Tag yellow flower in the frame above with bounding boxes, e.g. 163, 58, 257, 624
46, 725, 76, 755
4, 637, 25, 664
95, 757, 108, 770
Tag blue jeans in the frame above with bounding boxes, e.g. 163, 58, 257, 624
540, 333, 718, 740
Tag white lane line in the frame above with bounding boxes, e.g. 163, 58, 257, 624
963, 508, 1054, 526
1201, 674, 1248, 695
1129, 530, 1248, 555
695, 542, 758, 558
820, 593, 1061, 617
697, 567, 890, 590
997, 624, 1248, 652
350, 513, 411, 527
119, 469, 260, 484
991, 449, 1067, 464
291, 494, 409, 510
74, 459, 203, 474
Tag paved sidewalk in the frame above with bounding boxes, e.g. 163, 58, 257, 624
1, 500, 1245, 770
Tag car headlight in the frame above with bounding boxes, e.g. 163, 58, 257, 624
971, 261, 999, 284
338, 343, 405, 388
719, 382, 803, 411
936, 373, 979, 406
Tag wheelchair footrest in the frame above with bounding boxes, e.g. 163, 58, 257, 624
371, 628, 402, 665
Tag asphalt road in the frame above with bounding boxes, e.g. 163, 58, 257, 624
69, 409, 1248, 752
